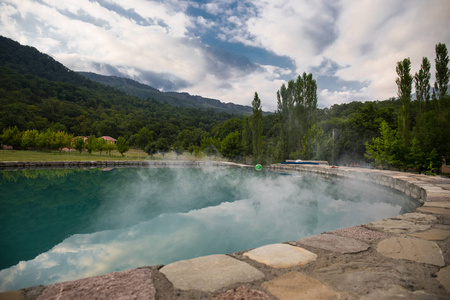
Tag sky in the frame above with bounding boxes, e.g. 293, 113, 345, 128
1, 0, 449, 111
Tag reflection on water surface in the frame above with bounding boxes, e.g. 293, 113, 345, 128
0, 167, 418, 291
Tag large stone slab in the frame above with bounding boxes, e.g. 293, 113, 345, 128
37, 268, 155, 300
160, 255, 264, 292
377, 237, 445, 266
365, 219, 430, 234
262, 272, 339, 300
417, 206, 450, 215
426, 192, 450, 202
244, 243, 317, 268
364, 285, 439, 300
396, 212, 437, 223
298, 233, 370, 253
314, 260, 424, 297
327, 226, 388, 242
408, 229, 450, 241
436, 266, 450, 292
424, 201, 450, 208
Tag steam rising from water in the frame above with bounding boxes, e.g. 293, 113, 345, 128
0, 167, 417, 291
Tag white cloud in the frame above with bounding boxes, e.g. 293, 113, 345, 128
1, 0, 450, 109
322, 0, 450, 102
186, 64, 290, 111
204, 2, 222, 15
243, 0, 338, 72
319, 88, 368, 108
196, 16, 216, 29
233, 0, 450, 106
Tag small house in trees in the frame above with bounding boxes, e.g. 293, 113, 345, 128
101, 136, 117, 144
75, 136, 117, 143
441, 158, 450, 174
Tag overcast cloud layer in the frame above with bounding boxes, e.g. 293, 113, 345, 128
1, 0, 449, 111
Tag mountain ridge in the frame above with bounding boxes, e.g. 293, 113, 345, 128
0, 35, 253, 115
77, 71, 253, 115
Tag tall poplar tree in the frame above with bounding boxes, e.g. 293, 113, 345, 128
277, 83, 292, 160
304, 73, 318, 129
414, 57, 431, 117
433, 43, 450, 112
276, 72, 318, 161
251, 92, 263, 163
241, 115, 251, 156
396, 58, 412, 147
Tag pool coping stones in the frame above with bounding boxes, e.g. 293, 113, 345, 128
159, 254, 265, 293
243, 243, 317, 268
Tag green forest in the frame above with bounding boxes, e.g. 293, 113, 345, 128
0, 36, 449, 173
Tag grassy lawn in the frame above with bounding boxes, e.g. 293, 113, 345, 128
0, 149, 227, 162
0, 149, 150, 161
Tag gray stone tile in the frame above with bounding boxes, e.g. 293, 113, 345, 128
160, 255, 264, 293
212, 286, 271, 300
297, 233, 370, 253
327, 226, 388, 242
363, 285, 440, 300
366, 219, 430, 234
315, 261, 421, 297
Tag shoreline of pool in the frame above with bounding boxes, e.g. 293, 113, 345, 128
0, 162, 449, 299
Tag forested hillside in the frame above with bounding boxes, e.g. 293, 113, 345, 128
78, 72, 253, 115
0, 36, 241, 146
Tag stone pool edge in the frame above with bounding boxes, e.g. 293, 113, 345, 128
0, 160, 246, 169
0, 162, 449, 299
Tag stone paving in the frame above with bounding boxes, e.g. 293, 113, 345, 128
0, 163, 449, 299
160, 255, 265, 292
243, 244, 317, 268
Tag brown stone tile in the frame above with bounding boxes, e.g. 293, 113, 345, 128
262, 272, 339, 300
408, 229, 450, 241
244, 243, 317, 268
377, 237, 444, 267
160, 255, 264, 293
417, 207, 450, 216
436, 266, 450, 292
0, 290, 26, 300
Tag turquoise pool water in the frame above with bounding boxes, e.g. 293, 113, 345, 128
0, 167, 418, 291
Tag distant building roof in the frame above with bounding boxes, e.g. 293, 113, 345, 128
101, 136, 117, 142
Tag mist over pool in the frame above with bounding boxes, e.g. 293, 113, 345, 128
0, 167, 419, 291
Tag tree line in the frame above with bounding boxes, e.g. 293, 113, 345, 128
1, 127, 130, 156
365, 43, 449, 173
232, 43, 449, 173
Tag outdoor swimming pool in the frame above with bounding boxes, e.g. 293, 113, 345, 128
0, 166, 419, 291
